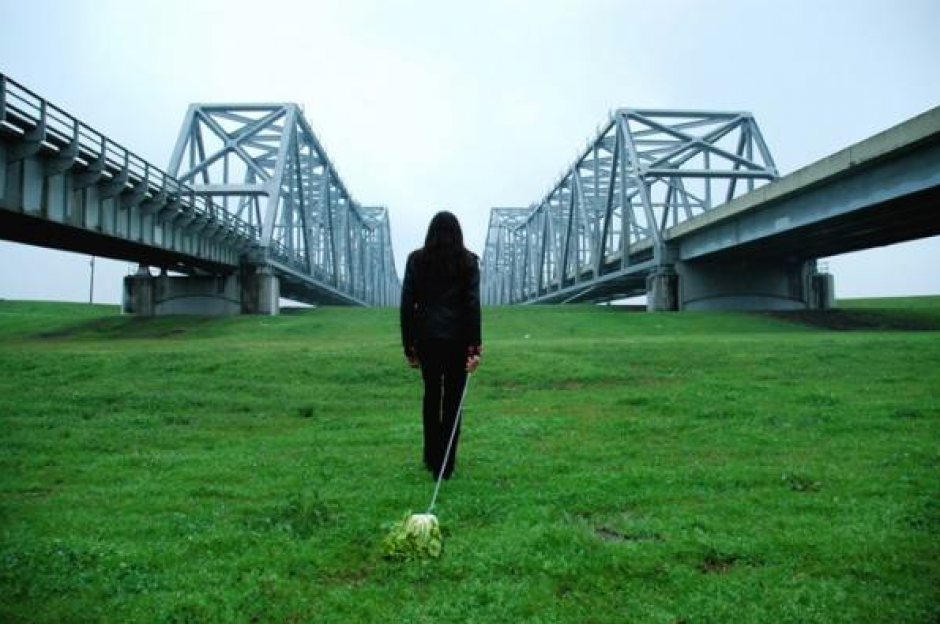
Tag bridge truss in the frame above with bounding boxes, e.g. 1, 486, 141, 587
169, 104, 399, 305
482, 109, 779, 304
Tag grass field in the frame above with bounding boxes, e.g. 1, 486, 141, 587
1, 298, 938, 623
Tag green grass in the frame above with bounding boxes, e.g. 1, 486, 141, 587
1, 299, 938, 623
841, 294, 940, 309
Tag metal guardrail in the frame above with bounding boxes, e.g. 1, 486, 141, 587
0, 72, 259, 244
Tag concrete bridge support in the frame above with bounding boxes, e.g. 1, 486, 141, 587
240, 266, 280, 316
122, 265, 280, 316
646, 268, 679, 312
647, 258, 834, 311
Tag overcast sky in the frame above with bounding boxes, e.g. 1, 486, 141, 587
1, 0, 939, 304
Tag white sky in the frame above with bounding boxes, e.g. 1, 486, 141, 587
1, 0, 939, 304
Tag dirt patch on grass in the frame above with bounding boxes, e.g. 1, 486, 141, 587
759, 310, 940, 331
593, 526, 663, 543
697, 550, 741, 574
782, 472, 821, 492
594, 526, 629, 542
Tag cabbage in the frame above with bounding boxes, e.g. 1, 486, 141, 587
383, 513, 443, 560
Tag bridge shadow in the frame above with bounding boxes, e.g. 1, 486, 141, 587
758, 309, 940, 331
36, 315, 220, 341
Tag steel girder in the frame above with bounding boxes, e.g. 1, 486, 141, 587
482, 109, 779, 304
168, 104, 400, 306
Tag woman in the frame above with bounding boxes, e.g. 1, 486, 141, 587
400, 211, 482, 481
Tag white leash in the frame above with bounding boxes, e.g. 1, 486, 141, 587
426, 372, 472, 514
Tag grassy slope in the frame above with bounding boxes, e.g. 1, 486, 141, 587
0, 300, 938, 623
840, 295, 940, 309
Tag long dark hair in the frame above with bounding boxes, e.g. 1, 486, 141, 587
420, 211, 472, 277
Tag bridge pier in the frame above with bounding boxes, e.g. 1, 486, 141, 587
810, 271, 836, 310
122, 265, 280, 316
240, 265, 280, 315
646, 267, 679, 312
647, 258, 834, 311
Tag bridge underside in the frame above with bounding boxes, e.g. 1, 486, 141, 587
694, 184, 940, 264
675, 125, 940, 263
0, 209, 235, 275
520, 255, 655, 304
663, 121, 940, 310
2, 206, 372, 309
272, 261, 367, 306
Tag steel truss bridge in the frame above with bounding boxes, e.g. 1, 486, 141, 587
482, 109, 779, 304
0, 72, 400, 309
482, 106, 940, 308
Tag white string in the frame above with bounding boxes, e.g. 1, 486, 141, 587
426, 372, 471, 513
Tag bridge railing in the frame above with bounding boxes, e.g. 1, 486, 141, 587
0, 73, 259, 247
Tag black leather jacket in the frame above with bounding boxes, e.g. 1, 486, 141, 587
400, 249, 482, 357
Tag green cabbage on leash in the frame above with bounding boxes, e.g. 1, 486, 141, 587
384, 374, 472, 561
383, 513, 443, 560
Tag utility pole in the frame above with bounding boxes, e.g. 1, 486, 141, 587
88, 256, 95, 304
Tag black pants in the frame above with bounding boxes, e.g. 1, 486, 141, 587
418, 340, 467, 479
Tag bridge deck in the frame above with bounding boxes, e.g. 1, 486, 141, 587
669, 105, 940, 260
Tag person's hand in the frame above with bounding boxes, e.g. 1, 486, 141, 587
466, 355, 480, 373
406, 355, 419, 369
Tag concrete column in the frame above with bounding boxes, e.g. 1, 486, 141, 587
809, 272, 836, 310
241, 266, 280, 315
122, 266, 156, 316
152, 274, 241, 315
0, 142, 8, 204
122, 265, 281, 316
675, 257, 819, 311
123, 266, 241, 315
647, 267, 679, 312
